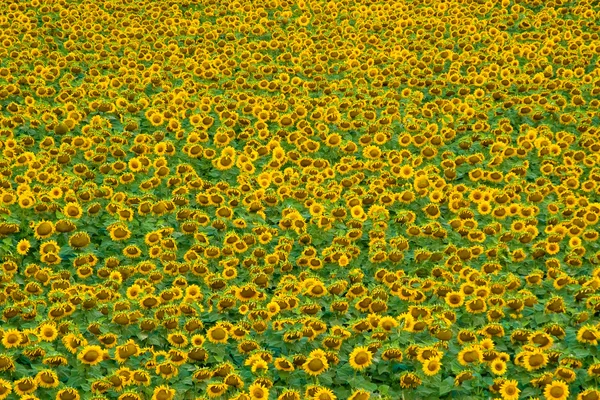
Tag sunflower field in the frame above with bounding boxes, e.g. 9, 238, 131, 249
1, 0, 600, 399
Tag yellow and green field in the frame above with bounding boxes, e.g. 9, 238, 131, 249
1, 0, 600, 399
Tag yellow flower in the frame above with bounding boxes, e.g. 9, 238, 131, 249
16, 239, 31, 255
35, 369, 59, 388
523, 349, 548, 371
0, 378, 11, 400
445, 291, 464, 308
33, 220, 54, 239
543, 380, 569, 400
38, 323, 58, 342
576, 325, 599, 345
399, 372, 421, 389
490, 359, 507, 375
303, 356, 329, 376
499, 379, 520, 400
152, 385, 175, 400
207, 326, 229, 344
457, 346, 482, 366
422, 357, 442, 376
206, 383, 228, 398
167, 332, 188, 348
77, 345, 106, 366
347, 389, 370, 400
348, 346, 373, 371
63, 202, 83, 219
1, 329, 22, 349
313, 387, 337, 400
249, 382, 269, 400
13, 377, 37, 396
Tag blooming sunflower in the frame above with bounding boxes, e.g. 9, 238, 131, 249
69, 232, 91, 249
313, 387, 337, 400
348, 346, 373, 371
422, 357, 442, 376
63, 202, 83, 219
303, 356, 329, 376
543, 380, 569, 400
16, 239, 31, 255
523, 349, 548, 371
274, 357, 295, 372
33, 220, 54, 239
1, 329, 22, 349
499, 379, 520, 400
206, 326, 229, 344
0, 378, 11, 400
78, 345, 106, 366
490, 359, 507, 375
445, 291, 464, 308
248, 382, 269, 400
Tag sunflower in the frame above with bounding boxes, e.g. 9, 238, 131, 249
249, 382, 269, 400
123, 245, 142, 258
224, 373, 244, 389
399, 372, 421, 389
445, 291, 464, 308
576, 325, 599, 345
39, 240, 60, 255
0, 379, 11, 400
499, 379, 520, 400
118, 393, 141, 400
422, 357, 442, 376
543, 380, 569, 400
151, 385, 175, 400
206, 383, 228, 398
457, 346, 483, 366
523, 350, 548, 371
1, 329, 22, 349
78, 345, 106, 366
313, 387, 337, 400
274, 357, 295, 372
109, 224, 132, 241
69, 232, 91, 249
38, 323, 58, 342
348, 346, 373, 371
35, 369, 59, 388
207, 326, 229, 344
347, 389, 370, 400
99, 333, 118, 348
13, 377, 37, 396
578, 389, 600, 400
251, 359, 268, 373
16, 239, 31, 255
490, 359, 507, 375
278, 389, 301, 400
64, 202, 83, 219
155, 362, 178, 379
33, 220, 54, 239
40, 252, 61, 265
303, 355, 329, 376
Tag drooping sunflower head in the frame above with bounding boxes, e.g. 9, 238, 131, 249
33, 220, 55, 240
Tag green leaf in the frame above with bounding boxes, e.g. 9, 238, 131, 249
439, 376, 455, 395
